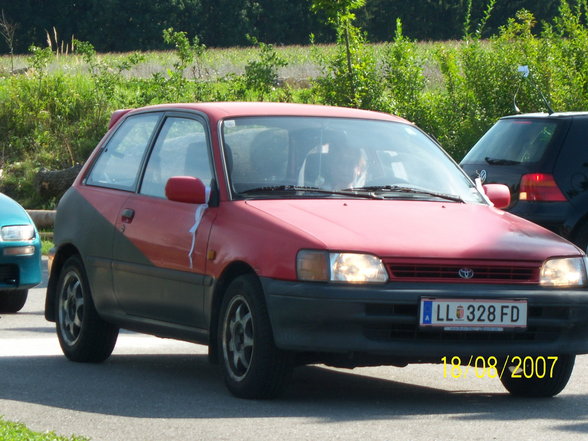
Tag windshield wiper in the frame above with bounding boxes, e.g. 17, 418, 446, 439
238, 185, 383, 199
484, 156, 521, 165
347, 185, 465, 203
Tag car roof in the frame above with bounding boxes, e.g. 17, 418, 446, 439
501, 111, 588, 120
117, 102, 410, 125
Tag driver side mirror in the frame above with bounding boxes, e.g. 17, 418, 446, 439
165, 176, 206, 204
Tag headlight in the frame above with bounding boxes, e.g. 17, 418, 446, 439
1, 225, 35, 241
540, 257, 588, 287
297, 250, 388, 284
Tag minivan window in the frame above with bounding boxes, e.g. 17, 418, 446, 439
86, 113, 161, 191
462, 119, 558, 165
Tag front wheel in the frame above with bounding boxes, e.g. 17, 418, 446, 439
499, 354, 575, 397
55, 255, 119, 362
219, 274, 292, 399
0, 289, 28, 313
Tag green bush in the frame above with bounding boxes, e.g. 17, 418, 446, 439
310, 0, 390, 111
424, 0, 588, 159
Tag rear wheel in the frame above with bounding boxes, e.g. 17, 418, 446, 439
499, 354, 575, 397
219, 274, 292, 399
55, 255, 119, 362
0, 289, 28, 313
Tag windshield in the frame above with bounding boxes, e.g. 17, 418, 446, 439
461, 118, 558, 165
221, 116, 485, 204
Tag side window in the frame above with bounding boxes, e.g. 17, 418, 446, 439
555, 119, 588, 199
140, 117, 212, 198
86, 113, 161, 190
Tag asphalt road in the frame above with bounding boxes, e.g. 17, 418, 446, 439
1, 259, 588, 441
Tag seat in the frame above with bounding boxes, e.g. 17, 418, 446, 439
298, 151, 328, 187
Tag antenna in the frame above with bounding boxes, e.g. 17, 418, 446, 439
513, 65, 554, 115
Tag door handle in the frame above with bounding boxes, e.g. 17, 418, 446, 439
121, 208, 135, 224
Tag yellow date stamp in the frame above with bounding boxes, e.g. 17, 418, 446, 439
441, 355, 559, 379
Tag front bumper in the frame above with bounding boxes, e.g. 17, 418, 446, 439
261, 278, 588, 363
0, 245, 42, 289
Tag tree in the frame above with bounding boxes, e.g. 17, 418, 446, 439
312, 0, 389, 110
0, 0, 575, 53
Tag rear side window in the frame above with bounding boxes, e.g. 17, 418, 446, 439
86, 113, 161, 190
462, 119, 558, 165
554, 118, 588, 198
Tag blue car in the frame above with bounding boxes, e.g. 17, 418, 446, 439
0, 192, 42, 312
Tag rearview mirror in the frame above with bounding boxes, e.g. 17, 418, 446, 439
165, 176, 206, 204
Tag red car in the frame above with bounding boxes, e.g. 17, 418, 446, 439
45, 102, 588, 398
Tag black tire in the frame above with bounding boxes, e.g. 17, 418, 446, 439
499, 354, 575, 397
55, 255, 119, 362
0, 289, 28, 313
218, 274, 292, 399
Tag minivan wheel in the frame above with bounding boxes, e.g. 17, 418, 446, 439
0, 289, 28, 313
219, 274, 291, 399
55, 255, 119, 362
499, 354, 575, 397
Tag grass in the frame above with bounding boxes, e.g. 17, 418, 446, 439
1, 44, 326, 78
0, 417, 88, 441
41, 238, 54, 256
0, 41, 455, 100
39, 230, 54, 256
0, 42, 400, 81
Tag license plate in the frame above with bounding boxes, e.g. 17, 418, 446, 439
419, 298, 527, 330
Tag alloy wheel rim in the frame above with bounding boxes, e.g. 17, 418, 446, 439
223, 295, 254, 381
58, 270, 84, 346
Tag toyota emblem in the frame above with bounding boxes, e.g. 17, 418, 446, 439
458, 268, 475, 279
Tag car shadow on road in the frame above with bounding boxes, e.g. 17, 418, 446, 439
1, 352, 587, 434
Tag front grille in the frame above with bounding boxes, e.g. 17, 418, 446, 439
386, 259, 539, 284
363, 303, 569, 343
0, 264, 19, 285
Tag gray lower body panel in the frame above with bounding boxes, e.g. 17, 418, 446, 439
261, 278, 588, 363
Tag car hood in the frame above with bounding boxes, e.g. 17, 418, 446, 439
0, 192, 33, 225
245, 199, 579, 261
